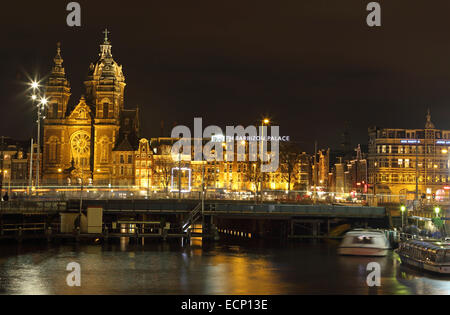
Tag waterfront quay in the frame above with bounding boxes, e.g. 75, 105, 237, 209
0, 198, 389, 243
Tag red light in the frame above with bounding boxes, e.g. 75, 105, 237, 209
444, 186, 450, 190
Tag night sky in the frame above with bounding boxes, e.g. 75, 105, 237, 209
1, 0, 450, 152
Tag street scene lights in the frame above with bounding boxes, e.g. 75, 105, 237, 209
36, 96, 48, 189
28, 79, 47, 191
434, 206, 441, 217
31, 81, 39, 90
259, 118, 270, 202
400, 205, 406, 228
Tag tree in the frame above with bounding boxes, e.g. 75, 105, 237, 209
151, 145, 176, 194
244, 160, 264, 202
279, 142, 301, 193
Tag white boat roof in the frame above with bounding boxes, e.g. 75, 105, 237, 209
345, 229, 385, 236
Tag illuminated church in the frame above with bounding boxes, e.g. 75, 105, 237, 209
42, 30, 148, 186
41, 30, 307, 193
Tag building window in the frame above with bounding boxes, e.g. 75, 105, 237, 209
51, 103, 58, 118
103, 103, 109, 118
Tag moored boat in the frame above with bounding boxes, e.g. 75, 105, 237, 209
396, 240, 450, 274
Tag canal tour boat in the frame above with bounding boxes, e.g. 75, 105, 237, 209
338, 229, 390, 256
396, 240, 450, 274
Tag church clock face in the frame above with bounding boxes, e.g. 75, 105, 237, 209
71, 133, 90, 154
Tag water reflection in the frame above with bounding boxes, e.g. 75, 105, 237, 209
0, 239, 449, 294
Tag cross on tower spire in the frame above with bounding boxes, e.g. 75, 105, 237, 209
103, 28, 110, 43
99, 29, 113, 58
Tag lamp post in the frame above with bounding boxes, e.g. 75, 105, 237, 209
28, 138, 33, 195
29, 82, 39, 195
201, 163, 205, 213
29, 80, 46, 193
260, 118, 270, 203
79, 166, 83, 234
147, 161, 151, 199
36, 97, 47, 190
434, 206, 440, 217
400, 205, 406, 229
178, 150, 181, 200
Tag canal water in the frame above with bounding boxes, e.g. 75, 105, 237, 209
0, 238, 449, 295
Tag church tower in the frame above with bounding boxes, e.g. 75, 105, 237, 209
42, 43, 72, 185
84, 29, 127, 185
46, 42, 71, 119
84, 29, 126, 120
42, 30, 139, 186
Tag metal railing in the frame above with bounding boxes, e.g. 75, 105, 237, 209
0, 200, 67, 213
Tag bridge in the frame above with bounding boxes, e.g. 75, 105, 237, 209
0, 199, 389, 241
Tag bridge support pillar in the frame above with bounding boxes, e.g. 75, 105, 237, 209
16, 227, 22, 243
103, 226, 109, 243
46, 226, 52, 243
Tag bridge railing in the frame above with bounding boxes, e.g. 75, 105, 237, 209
206, 203, 386, 217
0, 200, 67, 213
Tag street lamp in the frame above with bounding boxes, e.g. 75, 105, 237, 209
28, 79, 45, 193
259, 118, 270, 202
35, 96, 48, 190
29, 80, 40, 195
400, 205, 406, 228
31, 81, 39, 90
434, 206, 441, 217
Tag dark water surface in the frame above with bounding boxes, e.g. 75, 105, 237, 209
0, 238, 449, 295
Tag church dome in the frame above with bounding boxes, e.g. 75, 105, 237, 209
86, 29, 125, 82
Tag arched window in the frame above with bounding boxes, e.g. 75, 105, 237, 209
100, 137, 109, 163
103, 102, 109, 118
50, 103, 58, 118
46, 136, 59, 163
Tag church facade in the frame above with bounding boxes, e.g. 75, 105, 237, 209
42, 31, 141, 186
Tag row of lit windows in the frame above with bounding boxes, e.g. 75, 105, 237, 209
377, 130, 446, 139
117, 154, 133, 164
376, 174, 450, 183
135, 160, 151, 167
136, 169, 150, 177
373, 158, 450, 169
113, 166, 133, 176
376, 145, 450, 154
